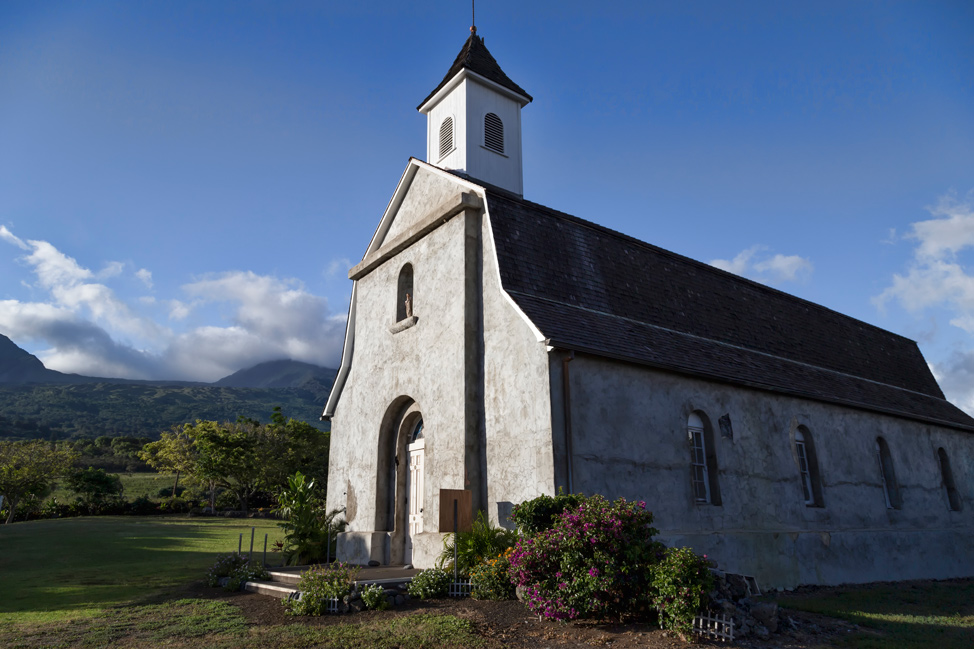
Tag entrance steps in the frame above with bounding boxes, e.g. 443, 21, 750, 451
243, 565, 420, 600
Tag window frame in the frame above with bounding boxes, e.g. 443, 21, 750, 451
938, 447, 962, 512
876, 436, 902, 510
687, 411, 721, 506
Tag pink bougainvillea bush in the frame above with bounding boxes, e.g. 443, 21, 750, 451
508, 494, 664, 621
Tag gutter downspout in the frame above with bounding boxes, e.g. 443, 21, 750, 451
562, 349, 575, 494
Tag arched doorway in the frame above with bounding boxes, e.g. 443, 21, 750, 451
375, 398, 425, 565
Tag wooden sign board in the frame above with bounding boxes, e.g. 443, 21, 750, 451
438, 489, 473, 533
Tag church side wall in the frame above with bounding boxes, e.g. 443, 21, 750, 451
480, 217, 555, 528
326, 211, 471, 568
564, 352, 974, 588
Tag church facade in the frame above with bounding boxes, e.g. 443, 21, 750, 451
323, 33, 974, 588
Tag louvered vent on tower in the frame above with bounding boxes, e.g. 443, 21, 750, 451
439, 117, 454, 159
484, 112, 504, 153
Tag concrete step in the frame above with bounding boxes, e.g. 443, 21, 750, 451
243, 579, 299, 599
266, 570, 302, 586
243, 565, 421, 600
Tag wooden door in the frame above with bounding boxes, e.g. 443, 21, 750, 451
405, 437, 425, 563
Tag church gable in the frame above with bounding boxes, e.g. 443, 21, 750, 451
382, 164, 470, 244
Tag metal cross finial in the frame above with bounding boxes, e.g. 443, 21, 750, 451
470, 0, 476, 35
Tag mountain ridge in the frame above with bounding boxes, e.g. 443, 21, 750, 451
0, 334, 336, 440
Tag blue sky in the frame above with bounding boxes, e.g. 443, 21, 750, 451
2, 1, 973, 408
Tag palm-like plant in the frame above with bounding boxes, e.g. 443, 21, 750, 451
437, 511, 517, 575
274, 472, 346, 565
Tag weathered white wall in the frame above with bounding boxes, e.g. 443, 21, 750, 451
327, 170, 475, 568
481, 214, 555, 528
560, 352, 974, 588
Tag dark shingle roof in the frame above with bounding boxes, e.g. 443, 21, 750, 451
419, 35, 532, 110
485, 189, 974, 431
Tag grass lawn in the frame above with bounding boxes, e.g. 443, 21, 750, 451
0, 516, 282, 624
50, 472, 176, 503
778, 580, 974, 649
0, 516, 484, 649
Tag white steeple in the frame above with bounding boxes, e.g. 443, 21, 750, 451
417, 32, 532, 196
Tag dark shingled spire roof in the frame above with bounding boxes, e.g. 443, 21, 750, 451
481, 187, 974, 432
419, 34, 532, 110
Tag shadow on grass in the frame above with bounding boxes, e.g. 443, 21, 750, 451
0, 516, 283, 615
780, 580, 974, 649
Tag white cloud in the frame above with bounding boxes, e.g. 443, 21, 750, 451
710, 245, 813, 285
326, 258, 352, 278
0, 227, 346, 381
753, 253, 813, 282
930, 351, 974, 416
875, 192, 974, 324
98, 261, 125, 279
0, 225, 29, 250
136, 268, 153, 288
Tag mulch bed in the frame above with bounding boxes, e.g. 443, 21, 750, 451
184, 582, 861, 648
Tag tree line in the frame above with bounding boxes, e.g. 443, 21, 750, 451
0, 407, 329, 524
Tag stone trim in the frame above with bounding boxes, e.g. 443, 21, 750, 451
349, 192, 483, 281
389, 316, 419, 334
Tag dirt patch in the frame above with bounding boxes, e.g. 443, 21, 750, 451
183, 582, 861, 648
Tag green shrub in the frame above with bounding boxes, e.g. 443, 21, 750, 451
225, 559, 269, 591
284, 562, 360, 616
510, 489, 586, 536
651, 547, 715, 636
127, 495, 158, 516
509, 494, 663, 621
206, 552, 250, 587
407, 568, 451, 599
470, 548, 515, 600
437, 511, 517, 575
359, 583, 390, 611
274, 472, 347, 565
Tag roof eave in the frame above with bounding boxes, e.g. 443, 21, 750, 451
417, 68, 532, 114
543, 340, 974, 433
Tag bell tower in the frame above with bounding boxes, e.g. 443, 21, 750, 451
417, 31, 532, 196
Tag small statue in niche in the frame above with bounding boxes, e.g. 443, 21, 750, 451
404, 293, 413, 318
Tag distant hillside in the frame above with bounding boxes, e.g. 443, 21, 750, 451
215, 359, 337, 394
0, 335, 335, 440
0, 333, 82, 384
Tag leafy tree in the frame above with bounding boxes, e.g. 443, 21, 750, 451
138, 409, 331, 513
67, 467, 124, 514
193, 419, 265, 512
139, 425, 198, 497
0, 440, 77, 524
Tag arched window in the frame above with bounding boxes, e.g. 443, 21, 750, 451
484, 112, 504, 153
411, 418, 424, 443
795, 426, 824, 507
876, 437, 902, 510
938, 448, 962, 511
439, 116, 454, 159
397, 264, 414, 322
688, 412, 721, 505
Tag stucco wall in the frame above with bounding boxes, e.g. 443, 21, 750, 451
481, 214, 555, 528
561, 352, 974, 588
327, 174, 476, 568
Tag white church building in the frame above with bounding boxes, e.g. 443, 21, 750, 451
323, 32, 974, 588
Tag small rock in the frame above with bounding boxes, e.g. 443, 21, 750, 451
403, 564, 414, 570
395, 594, 405, 605
750, 601, 778, 633
349, 600, 364, 613
368, 560, 380, 567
